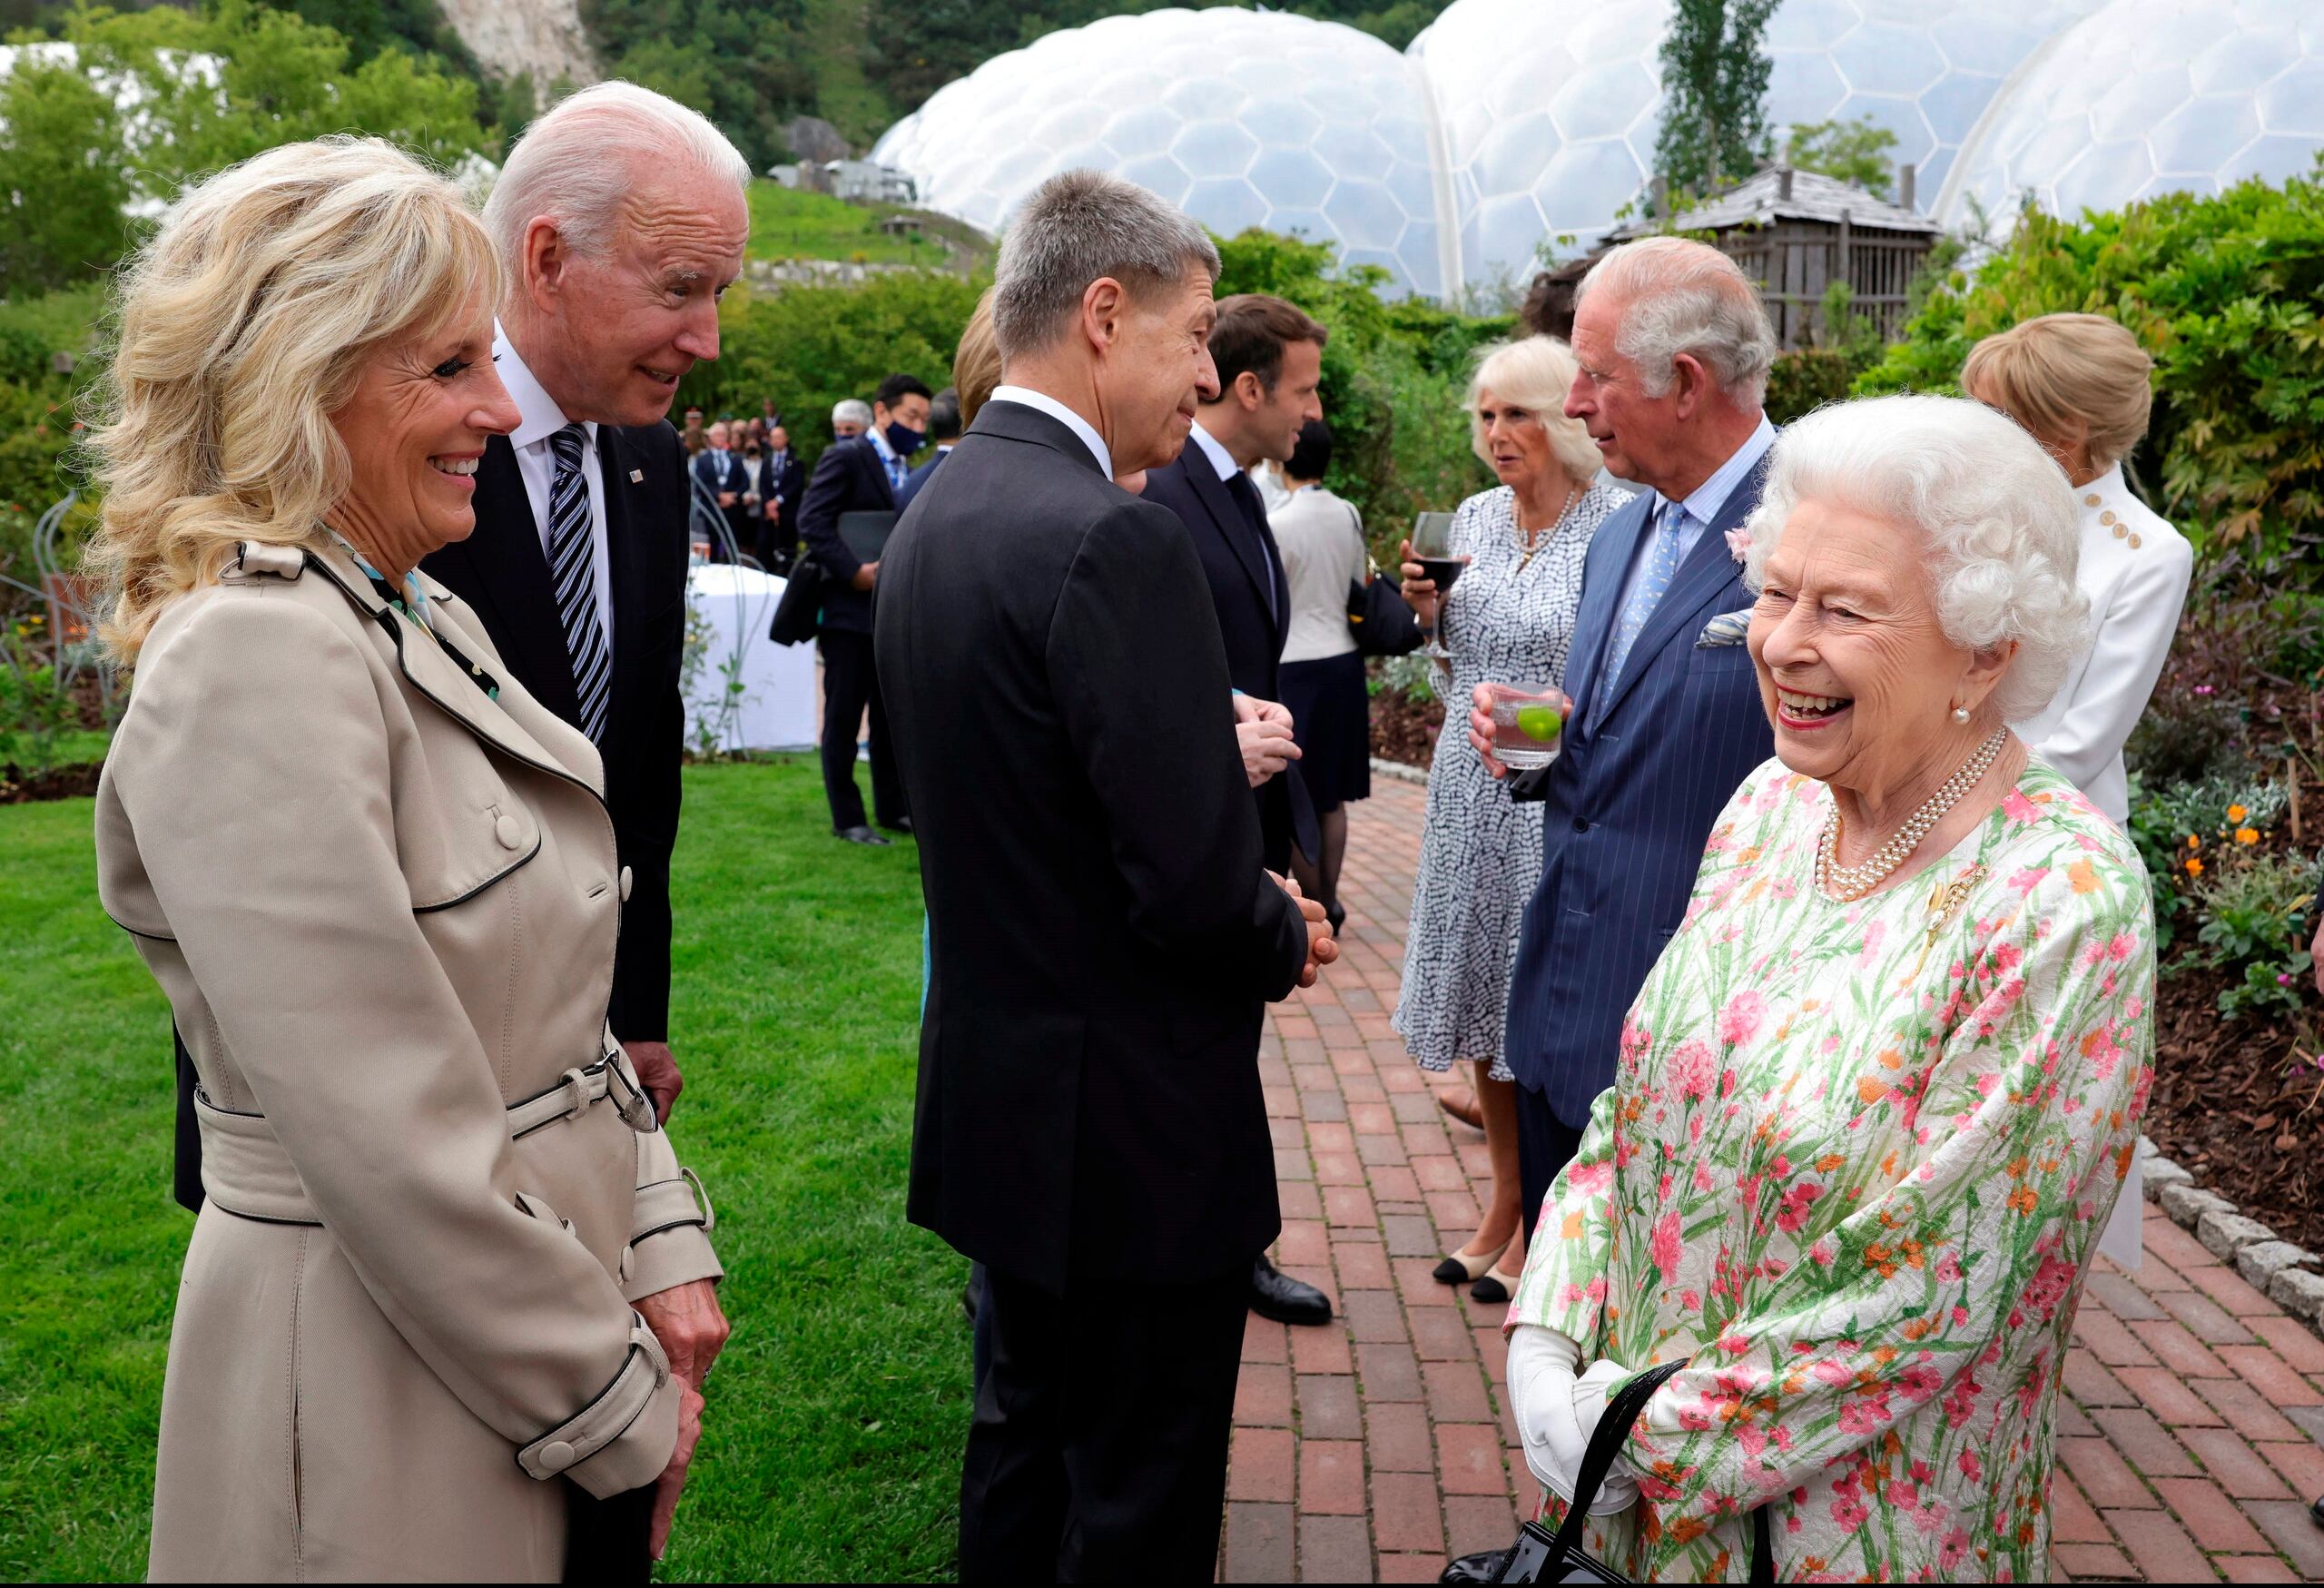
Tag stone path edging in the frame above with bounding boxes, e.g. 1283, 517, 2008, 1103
2145, 1147, 2324, 1336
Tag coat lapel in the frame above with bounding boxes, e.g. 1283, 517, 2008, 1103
1183, 455, 1275, 620
1562, 490, 1651, 727
1592, 453, 1771, 726
309, 542, 592, 787
453, 435, 583, 725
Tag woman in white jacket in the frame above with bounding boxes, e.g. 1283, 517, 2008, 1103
1965, 312, 2192, 827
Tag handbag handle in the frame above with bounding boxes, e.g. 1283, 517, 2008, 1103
1544, 1358, 1775, 1584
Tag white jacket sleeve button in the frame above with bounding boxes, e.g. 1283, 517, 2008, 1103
619, 866, 633, 902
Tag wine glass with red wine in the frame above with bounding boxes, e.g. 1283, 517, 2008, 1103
1410, 510, 1467, 662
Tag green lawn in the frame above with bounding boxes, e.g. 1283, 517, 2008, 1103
0, 757, 968, 1581
746, 180, 961, 269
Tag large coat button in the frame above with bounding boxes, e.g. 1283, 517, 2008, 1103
619, 866, 634, 902
537, 1440, 576, 1473
494, 813, 524, 850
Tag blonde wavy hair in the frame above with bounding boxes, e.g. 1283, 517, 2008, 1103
1466, 336, 1602, 488
1961, 311, 2154, 472
84, 136, 501, 663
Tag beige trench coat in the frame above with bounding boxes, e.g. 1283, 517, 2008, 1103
96, 539, 723, 1581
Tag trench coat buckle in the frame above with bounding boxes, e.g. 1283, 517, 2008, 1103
605, 1052, 657, 1135
556, 1067, 595, 1123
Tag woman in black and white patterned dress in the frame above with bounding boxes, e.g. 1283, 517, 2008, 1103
1393, 336, 1630, 1304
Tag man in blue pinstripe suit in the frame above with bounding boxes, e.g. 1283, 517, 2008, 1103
1471, 238, 1780, 1239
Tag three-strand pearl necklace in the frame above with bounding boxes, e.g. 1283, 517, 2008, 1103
1816, 726, 2010, 901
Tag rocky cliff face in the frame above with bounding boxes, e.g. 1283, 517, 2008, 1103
436, 0, 599, 103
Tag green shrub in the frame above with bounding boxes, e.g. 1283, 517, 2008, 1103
1856, 159, 2324, 589
1763, 348, 1863, 425
0, 616, 80, 774
2194, 851, 2319, 1021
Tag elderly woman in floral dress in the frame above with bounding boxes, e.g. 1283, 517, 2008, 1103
1500, 395, 2152, 1583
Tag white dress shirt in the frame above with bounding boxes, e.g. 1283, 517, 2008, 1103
1271, 486, 1366, 663
988, 384, 1112, 478
493, 323, 613, 647
1605, 413, 1776, 620
2012, 463, 2193, 826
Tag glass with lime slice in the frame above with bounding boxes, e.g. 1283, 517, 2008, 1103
1487, 682, 1569, 770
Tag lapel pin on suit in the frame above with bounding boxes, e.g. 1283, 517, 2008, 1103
630, 469, 645, 484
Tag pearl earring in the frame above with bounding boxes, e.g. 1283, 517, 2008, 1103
1951, 706, 1971, 725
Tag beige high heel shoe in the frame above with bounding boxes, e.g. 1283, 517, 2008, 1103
1470, 1264, 1522, 1305
1433, 1239, 1509, 1287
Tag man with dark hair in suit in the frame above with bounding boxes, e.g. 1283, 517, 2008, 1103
895, 385, 960, 508
800, 370, 931, 844
877, 168, 1337, 1582
1137, 292, 1335, 1331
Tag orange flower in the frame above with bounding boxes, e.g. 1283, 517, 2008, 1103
2185, 856, 2204, 877
2005, 1184, 2040, 1216
2236, 827, 2260, 845
2187, 833, 2201, 850
2228, 804, 2248, 823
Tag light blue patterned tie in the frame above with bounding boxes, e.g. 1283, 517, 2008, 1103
1598, 498, 1688, 699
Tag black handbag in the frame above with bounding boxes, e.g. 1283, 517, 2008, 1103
1346, 556, 1423, 657
768, 556, 823, 646
1487, 1361, 1774, 1585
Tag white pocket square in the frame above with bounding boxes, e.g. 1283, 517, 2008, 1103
1696, 608, 1753, 647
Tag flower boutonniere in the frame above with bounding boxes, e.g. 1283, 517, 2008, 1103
1724, 527, 1753, 564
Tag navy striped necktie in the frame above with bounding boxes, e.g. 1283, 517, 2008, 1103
546, 424, 612, 744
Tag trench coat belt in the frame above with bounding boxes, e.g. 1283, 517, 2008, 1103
192, 1046, 657, 1226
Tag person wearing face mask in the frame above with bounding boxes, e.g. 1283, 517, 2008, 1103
800, 370, 932, 844
874, 167, 1337, 1583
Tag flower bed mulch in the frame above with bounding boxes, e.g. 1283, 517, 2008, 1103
2146, 962, 2323, 1254
1371, 687, 1442, 769
1, 762, 102, 804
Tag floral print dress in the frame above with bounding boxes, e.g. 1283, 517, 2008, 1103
1509, 756, 2154, 1583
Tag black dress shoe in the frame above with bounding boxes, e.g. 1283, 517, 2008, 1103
880, 815, 914, 834
1439, 1548, 1511, 1583
1248, 1256, 1332, 1326
836, 824, 891, 846
1324, 900, 1347, 936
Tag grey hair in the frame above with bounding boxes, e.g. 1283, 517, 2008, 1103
832, 399, 873, 426
991, 169, 1221, 361
1578, 236, 1777, 409
1742, 394, 2090, 723
483, 81, 751, 278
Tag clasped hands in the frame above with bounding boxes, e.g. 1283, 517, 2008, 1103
1507, 1323, 1642, 1516
1235, 691, 1301, 788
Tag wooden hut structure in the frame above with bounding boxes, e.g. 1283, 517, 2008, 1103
1600, 163, 1939, 348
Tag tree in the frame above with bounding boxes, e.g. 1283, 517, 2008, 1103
1653, 0, 1777, 200
0, 57, 132, 294
1786, 116, 1898, 200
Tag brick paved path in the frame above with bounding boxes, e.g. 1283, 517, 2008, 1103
1220, 777, 2324, 1583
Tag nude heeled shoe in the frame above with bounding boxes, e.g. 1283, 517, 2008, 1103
1433, 1239, 1510, 1287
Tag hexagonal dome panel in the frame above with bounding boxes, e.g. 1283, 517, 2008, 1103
871, 5, 1446, 297
1940, 0, 2324, 229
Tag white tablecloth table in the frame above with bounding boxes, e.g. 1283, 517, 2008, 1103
683, 563, 818, 753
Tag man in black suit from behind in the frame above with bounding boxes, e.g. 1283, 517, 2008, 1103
1138, 293, 1335, 1330
876, 169, 1338, 1583
799, 370, 931, 845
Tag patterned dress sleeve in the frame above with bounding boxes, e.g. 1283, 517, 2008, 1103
1506, 762, 1785, 1342
1621, 844, 2153, 1553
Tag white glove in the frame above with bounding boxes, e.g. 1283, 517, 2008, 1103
1509, 1325, 1640, 1516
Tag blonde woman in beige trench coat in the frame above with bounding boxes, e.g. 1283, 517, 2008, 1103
86, 138, 728, 1581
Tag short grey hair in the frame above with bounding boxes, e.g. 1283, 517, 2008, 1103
483, 81, 751, 278
832, 399, 872, 427
1579, 236, 1777, 409
991, 169, 1220, 361
1743, 394, 2090, 722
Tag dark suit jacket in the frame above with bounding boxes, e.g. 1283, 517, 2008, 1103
423, 422, 690, 1045
1503, 455, 1776, 1125
1140, 447, 1302, 869
894, 444, 950, 509
798, 434, 897, 634
692, 448, 750, 556
875, 399, 1309, 1294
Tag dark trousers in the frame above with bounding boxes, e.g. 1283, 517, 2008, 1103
1515, 1080, 1588, 1244
961, 1265, 1246, 1583
817, 627, 904, 832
